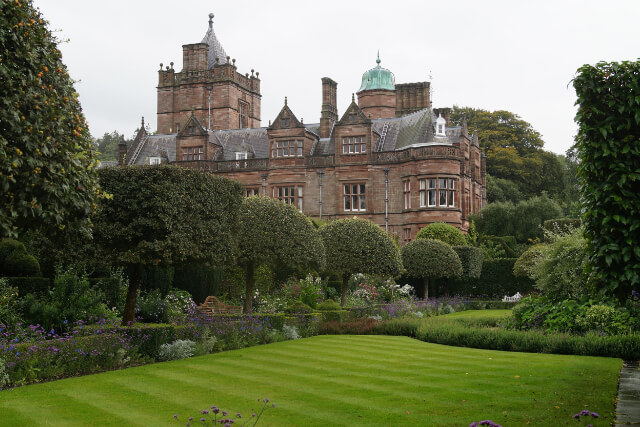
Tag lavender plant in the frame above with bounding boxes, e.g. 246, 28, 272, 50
173, 398, 275, 427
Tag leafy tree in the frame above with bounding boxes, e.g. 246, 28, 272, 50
449, 107, 544, 156
416, 222, 466, 246
486, 174, 524, 203
0, 1, 100, 238
94, 131, 129, 162
472, 194, 563, 243
320, 218, 402, 306
237, 197, 325, 313
401, 239, 462, 299
574, 60, 640, 300
94, 165, 243, 324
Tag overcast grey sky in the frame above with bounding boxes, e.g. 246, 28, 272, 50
34, 0, 640, 155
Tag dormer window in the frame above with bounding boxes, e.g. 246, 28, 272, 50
436, 114, 446, 136
342, 136, 366, 154
149, 157, 161, 165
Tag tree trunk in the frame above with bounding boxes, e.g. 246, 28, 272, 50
340, 272, 349, 307
243, 262, 255, 314
423, 277, 429, 300
122, 264, 142, 325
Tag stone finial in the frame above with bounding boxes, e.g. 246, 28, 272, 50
232, 58, 236, 66
159, 63, 163, 70
246, 73, 249, 77
170, 62, 174, 69
141, 116, 145, 127
226, 56, 230, 61
352, 93, 355, 102
118, 136, 127, 146
165, 66, 169, 70
256, 72, 259, 78
376, 50, 381, 65
208, 13, 214, 27
251, 69, 254, 77
284, 96, 288, 106
301, 118, 304, 124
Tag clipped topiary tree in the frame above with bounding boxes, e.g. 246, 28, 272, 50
0, 238, 40, 277
0, 1, 101, 238
416, 222, 467, 246
402, 239, 462, 299
320, 218, 402, 306
94, 166, 243, 324
453, 246, 483, 279
574, 60, 640, 300
237, 197, 325, 313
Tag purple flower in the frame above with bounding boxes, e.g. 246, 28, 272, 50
263, 398, 270, 403
222, 411, 227, 416
173, 414, 178, 419
189, 417, 193, 421
580, 410, 590, 416
573, 414, 580, 419
591, 412, 599, 418
469, 423, 478, 427
201, 410, 209, 415
200, 418, 205, 422
236, 413, 242, 418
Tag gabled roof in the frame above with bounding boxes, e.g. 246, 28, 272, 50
211, 128, 269, 160
178, 112, 208, 137
269, 98, 304, 130
202, 13, 228, 68
337, 96, 371, 125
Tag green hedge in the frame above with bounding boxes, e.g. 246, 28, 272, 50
3, 276, 50, 295
479, 235, 519, 258
542, 218, 582, 237
374, 318, 640, 359
453, 246, 483, 278
448, 258, 535, 297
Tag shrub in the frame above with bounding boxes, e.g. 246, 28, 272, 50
577, 305, 632, 336
317, 299, 341, 311
158, 339, 196, 361
513, 244, 545, 278
19, 269, 108, 332
532, 229, 589, 300
3, 251, 40, 277
542, 218, 582, 239
282, 324, 300, 340
4, 276, 50, 295
0, 239, 27, 264
453, 246, 483, 278
285, 301, 313, 314
88, 276, 124, 311
0, 279, 21, 328
164, 289, 196, 323
136, 289, 168, 323
416, 223, 467, 246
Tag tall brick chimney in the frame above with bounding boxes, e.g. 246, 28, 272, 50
117, 136, 127, 166
319, 77, 338, 138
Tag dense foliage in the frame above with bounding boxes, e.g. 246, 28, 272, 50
472, 194, 563, 242
95, 166, 243, 322
449, 107, 573, 204
415, 222, 467, 246
0, 238, 39, 277
237, 197, 325, 312
94, 130, 130, 162
320, 218, 402, 306
401, 239, 462, 299
453, 246, 483, 279
0, 0, 100, 238
448, 258, 535, 297
573, 60, 640, 300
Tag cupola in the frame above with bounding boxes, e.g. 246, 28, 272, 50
357, 52, 396, 92
435, 114, 446, 136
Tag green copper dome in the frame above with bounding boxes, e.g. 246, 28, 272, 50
357, 53, 396, 92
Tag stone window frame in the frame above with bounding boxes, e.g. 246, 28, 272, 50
403, 227, 412, 243
245, 187, 260, 197
182, 146, 203, 161
273, 185, 303, 212
271, 140, 303, 158
402, 179, 411, 210
419, 177, 457, 208
238, 100, 250, 129
342, 136, 366, 154
344, 183, 366, 212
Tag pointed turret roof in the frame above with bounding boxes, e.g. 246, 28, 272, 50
202, 13, 228, 68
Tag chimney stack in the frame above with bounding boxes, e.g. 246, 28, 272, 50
319, 77, 338, 138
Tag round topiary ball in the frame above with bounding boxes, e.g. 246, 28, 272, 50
285, 301, 313, 314
3, 251, 41, 277
316, 299, 342, 311
0, 238, 27, 264
416, 223, 466, 246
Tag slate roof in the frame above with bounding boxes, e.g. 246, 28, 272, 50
211, 128, 268, 160
131, 134, 177, 165
202, 15, 228, 69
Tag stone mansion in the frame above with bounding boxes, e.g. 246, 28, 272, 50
118, 13, 487, 243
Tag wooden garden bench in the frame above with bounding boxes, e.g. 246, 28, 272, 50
197, 296, 243, 315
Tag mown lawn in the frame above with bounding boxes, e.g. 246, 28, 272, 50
0, 335, 620, 426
